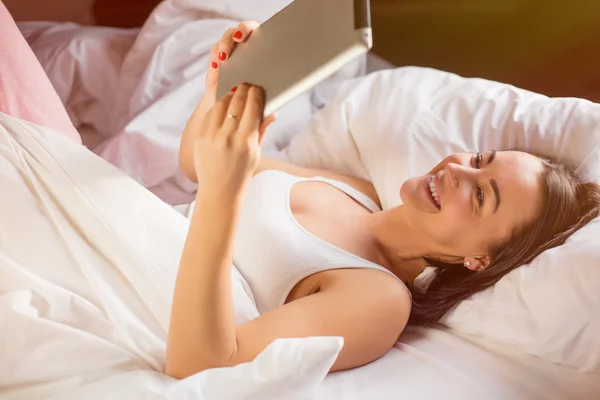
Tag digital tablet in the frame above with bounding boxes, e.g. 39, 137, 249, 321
216, 0, 372, 117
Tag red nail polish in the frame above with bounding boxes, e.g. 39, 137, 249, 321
231, 86, 238, 92
211, 61, 218, 69
218, 51, 226, 61
233, 30, 243, 40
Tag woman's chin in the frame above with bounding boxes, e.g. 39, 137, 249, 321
399, 177, 421, 204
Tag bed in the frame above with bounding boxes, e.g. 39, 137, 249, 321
1, 1, 599, 399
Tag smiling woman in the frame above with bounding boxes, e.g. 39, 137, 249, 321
409, 151, 600, 325
402, 150, 543, 259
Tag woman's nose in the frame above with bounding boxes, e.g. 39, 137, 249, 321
445, 162, 477, 186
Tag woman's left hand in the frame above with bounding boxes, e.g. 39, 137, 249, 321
193, 83, 271, 194
204, 21, 259, 102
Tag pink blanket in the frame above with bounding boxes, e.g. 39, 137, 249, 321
0, 1, 80, 143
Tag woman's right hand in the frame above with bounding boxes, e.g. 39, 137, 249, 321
193, 83, 268, 196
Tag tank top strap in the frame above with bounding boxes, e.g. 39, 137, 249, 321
311, 176, 381, 214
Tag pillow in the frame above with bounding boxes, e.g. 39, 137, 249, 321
0, 2, 80, 143
282, 66, 600, 373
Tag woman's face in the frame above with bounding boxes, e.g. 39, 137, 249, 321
399, 151, 544, 267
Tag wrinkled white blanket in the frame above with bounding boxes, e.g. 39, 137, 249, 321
0, 111, 343, 400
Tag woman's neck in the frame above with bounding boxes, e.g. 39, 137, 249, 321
364, 206, 431, 284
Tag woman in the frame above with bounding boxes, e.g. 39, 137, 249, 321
166, 21, 600, 379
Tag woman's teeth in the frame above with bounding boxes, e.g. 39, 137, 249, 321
429, 176, 440, 206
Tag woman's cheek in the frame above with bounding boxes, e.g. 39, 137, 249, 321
440, 202, 472, 227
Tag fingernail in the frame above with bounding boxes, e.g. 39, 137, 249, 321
218, 51, 226, 61
211, 61, 218, 69
231, 86, 238, 92
233, 31, 243, 40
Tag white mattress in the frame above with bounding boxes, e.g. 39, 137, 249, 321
14, 1, 599, 399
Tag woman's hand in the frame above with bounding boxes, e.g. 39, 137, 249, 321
193, 83, 268, 194
204, 21, 257, 102
179, 21, 276, 183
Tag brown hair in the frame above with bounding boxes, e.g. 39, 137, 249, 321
409, 154, 600, 326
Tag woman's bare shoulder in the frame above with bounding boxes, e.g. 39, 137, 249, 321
291, 268, 410, 308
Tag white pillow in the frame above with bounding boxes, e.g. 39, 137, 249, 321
0, 112, 341, 399
282, 66, 600, 373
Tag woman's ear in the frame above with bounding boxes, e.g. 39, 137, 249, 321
462, 256, 491, 272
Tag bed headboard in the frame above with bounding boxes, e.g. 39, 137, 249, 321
2, 0, 95, 24
2, 0, 160, 27
93, 0, 161, 28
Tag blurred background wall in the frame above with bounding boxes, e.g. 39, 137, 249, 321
371, 0, 600, 102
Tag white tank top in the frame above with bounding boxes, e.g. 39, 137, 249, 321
233, 170, 405, 314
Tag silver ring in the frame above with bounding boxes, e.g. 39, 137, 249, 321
226, 114, 239, 120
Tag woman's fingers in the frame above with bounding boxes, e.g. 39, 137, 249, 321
216, 27, 237, 64
208, 83, 267, 142
207, 89, 236, 135
225, 83, 250, 122
259, 113, 277, 133
205, 44, 221, 92
205, 22, 258, 91
232, 21, 260, 43
239, 85, 266, 138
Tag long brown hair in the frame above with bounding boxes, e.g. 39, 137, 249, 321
409, 154, 600, 326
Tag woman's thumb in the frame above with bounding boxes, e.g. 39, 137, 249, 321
258, 113, 278, 143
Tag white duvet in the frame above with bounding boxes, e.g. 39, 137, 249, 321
0, 112, 346, 400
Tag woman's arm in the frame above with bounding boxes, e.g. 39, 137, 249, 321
168, 259, 410, 378
166, 188, 242, 376
179, 90, 216, 182
168, 80, 264, 376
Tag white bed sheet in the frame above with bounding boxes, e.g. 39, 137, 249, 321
15, 1, 600, 399
318, 326, 599, 400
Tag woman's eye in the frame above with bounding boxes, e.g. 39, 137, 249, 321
477, 186, 484, 205
475, 152, 483, 168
